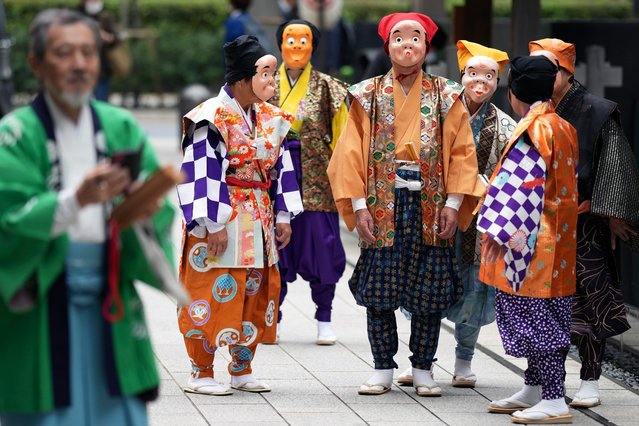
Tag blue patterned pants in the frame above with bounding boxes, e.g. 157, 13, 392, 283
367, 308, 442, 370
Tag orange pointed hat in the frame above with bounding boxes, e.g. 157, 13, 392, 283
456, 40, 509, 76
529, 38, 576, 75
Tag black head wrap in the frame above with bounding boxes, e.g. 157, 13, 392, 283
276, 19, 321, 53
508, 55, 558, 104
223, 35, 268, 84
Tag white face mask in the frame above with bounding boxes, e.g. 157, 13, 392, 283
84, 1, 104, 15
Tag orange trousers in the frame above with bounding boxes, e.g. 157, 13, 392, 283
179, 234, 280, 377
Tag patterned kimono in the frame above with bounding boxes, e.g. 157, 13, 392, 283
478, 101, 578, 400
0, 94, 174, 421
177, 86, 302, 378
447, 99, 516, 340
479, 101, 578, 299
270, 63, 349, 322
328, 70, 479, 370
556, 81, 637, 380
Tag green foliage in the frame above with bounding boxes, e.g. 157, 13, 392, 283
6, 0, 227, 94
346, 0, 634, 19
5, 0, 634, 95
342, 0, 412, 21
442, 0, 632, 18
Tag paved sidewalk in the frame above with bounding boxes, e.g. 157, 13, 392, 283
139, 226, 639, 426
135, 108, 639, 425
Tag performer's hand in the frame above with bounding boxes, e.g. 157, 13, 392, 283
609, 217, 636, 250
437, 207, 458, 239
484, 237, 505, 264
355, 208, 375, 244
276, 223, 292, 249
207, 228, 228, 258
578, 200, 591, 214
76, 162, 131, 208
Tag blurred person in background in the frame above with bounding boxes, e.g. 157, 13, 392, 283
224, 0, 275, 55
78, 0, 119, 101
0, 8, 174, 425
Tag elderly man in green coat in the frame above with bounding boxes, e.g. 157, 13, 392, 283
0, 8, 174, 425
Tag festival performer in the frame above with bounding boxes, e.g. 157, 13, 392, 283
328, 12, 480, 397
177, 35, 302, 395
271, 18, 350, 345
530, 38, 639, 408
441, 40, 516, 388
481, 55, 578, 424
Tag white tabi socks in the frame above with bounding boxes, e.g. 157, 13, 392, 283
571, 379, 601, 407
317, 321, 337, 345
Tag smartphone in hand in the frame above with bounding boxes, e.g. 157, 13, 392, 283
111, 147, 142, 181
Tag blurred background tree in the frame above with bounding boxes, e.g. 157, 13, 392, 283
4, 0, 635, 99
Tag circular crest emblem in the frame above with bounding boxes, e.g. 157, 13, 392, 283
265, 300, 276, 327
189, 243, 213, 272
229, 346, 253, 373
188, 299, 210, 326
203, 338, 217, 354
216, 327, 240, 347
213, 274, 238, 303
185, 329, 204, 339
239, 321, 258, 346
245, 269, 262, 295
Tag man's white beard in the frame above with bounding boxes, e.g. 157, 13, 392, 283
59, 91, 92, 108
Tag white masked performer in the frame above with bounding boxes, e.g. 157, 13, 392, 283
177, 35, 302, 396
328, 13, 480, 397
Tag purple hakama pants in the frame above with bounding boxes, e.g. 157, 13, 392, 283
495, 290, 572, 400
278, 140, 346, 322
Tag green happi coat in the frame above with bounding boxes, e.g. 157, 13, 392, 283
0, 98, 174, 412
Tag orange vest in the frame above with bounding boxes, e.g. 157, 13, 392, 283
479, 101, 578, 298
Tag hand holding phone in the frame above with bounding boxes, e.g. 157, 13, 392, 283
111, 147, 142, 181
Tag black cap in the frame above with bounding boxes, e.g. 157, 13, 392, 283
508, 55, 558, 104
223, 35, 268, 84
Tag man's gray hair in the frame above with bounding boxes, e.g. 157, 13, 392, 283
29, 8, 101, 60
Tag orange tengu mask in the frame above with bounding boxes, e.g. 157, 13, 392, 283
281, 24, 313, 69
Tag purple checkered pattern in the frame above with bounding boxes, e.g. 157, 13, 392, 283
477, 137, 547, 292
271, 138, 303, 218
177, 120, 232, 233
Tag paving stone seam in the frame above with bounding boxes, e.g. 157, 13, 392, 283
438, 322, 617, 426
282, 266, 453, 425
153, 358, 213, 425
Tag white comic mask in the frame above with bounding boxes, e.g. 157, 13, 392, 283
388, 20, 427, 69
252, 55, 277, 102
461, 56, 499, 105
